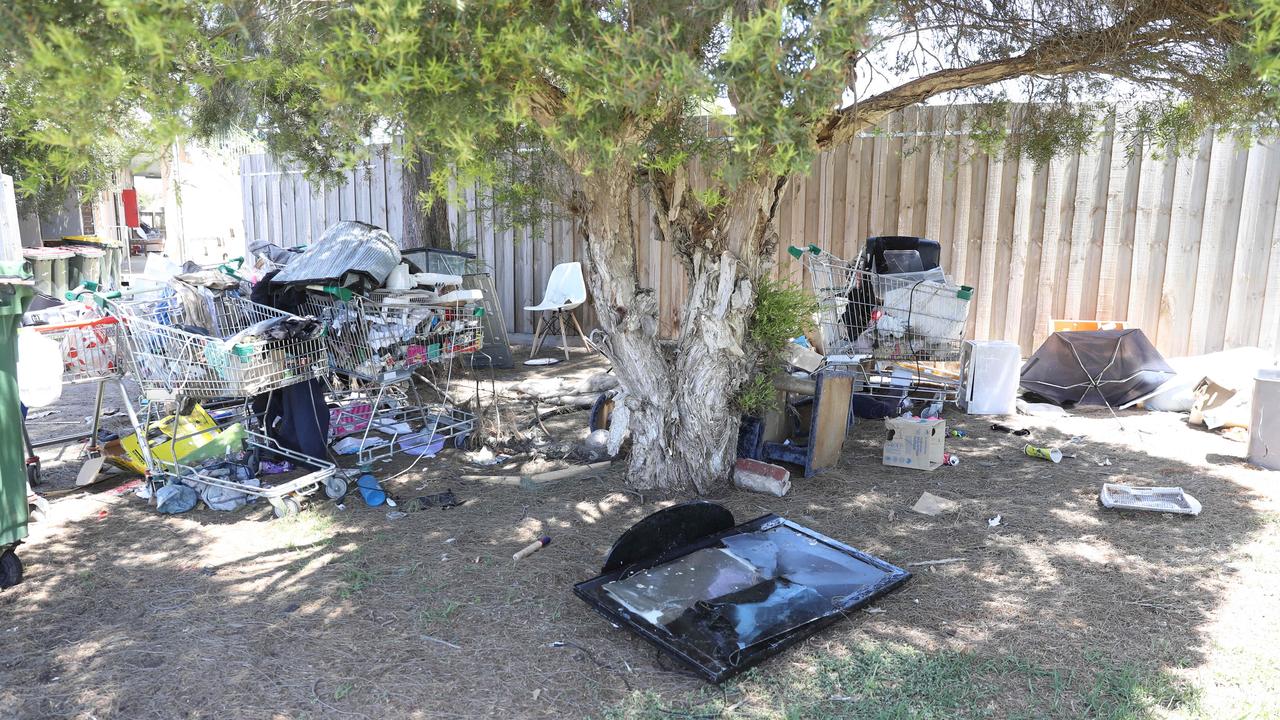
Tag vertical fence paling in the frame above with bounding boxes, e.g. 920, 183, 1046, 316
240, 106, 1280, 356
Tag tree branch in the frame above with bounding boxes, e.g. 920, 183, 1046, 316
814, 15, 1202, 148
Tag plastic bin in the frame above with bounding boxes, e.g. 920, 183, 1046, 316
960, 340, 1021, 414
1248, 369, 1280, 471
61, 236, 123, 290
21, 247, 74, 297
67, 246, 105, 289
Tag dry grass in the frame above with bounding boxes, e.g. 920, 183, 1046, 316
3, 349, 1279, 719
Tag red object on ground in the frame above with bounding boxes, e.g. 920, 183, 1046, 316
121, 188, 139, 227
733, 458, 792, 496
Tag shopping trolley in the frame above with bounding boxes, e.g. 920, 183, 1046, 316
20, 301, 135, 489
792, 244, 974, 402
79, 282, 337, 516
302, 288, 482, 463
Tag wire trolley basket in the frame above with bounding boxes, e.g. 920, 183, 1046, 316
24, 304, 122, 384
793, 244, 974, 401
106, 287, 328, 400
301, 289, 484, 383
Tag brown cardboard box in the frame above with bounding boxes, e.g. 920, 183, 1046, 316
883, 416, 946, 471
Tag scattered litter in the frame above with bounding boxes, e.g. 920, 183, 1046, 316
523, 357, 561, 366
1021, 329, 1173, 407
357, 474, 387, 507
386, 510, 407, 520
465, 447, 508, 466
332, 435, 389, 455
987, 514, 1002, 528
941, 452, 959, 466
1095, 457, 1113, 467
513, 535, 552, 561
991, 423, 1031, 436
336, 503, 347, 511
422, 636, 461, 650
906, 557, 965, 567
1016, 400, 1071, 417
912, 492, 959, 516
1099, 483, 1201, 516
1023, 444, 1063, 463
75, 456, 106, 487
156, 484, 198, 514
405, 489, 462, 510
733, 458, 791, 497
947, 429, 968, 438
25, 410, 55, 420
259, 460, 295, 475
864, 607, 886, 614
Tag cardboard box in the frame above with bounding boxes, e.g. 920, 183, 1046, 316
883, 416, 945, 471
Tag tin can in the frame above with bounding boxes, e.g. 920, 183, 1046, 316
942, 452, 960, 466
1023, 444, 1063, 463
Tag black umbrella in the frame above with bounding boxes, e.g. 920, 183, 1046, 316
1020, 329, 1174, 407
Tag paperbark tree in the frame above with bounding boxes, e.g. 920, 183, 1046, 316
5, 0, 1277, 492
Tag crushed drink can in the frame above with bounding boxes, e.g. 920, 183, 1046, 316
1023, 444, 1063, 463
942, 452, 960, 466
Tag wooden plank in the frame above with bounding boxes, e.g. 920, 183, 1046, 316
1257, 195, 1280, 353
239, 156, 256, 246
1002, 152, 1035, 344
354, 161, 371, 224
896, 106, 919, 234
371, 147, 389, 231
309, 179, 327, 243
1036, 153, 1073, 350
1064, 133, 1104, 320
867, 112, 892, 236
1128, 142, 1177, 339
498, 203, 517, 333
910, 106, 934, 237
1018, 162, 1051, 352
1109, 138, 1143, 322
1188, 134, 1249, 355
925, 107, 948, 249
518, 222, 535, 334
827, 148, 848, 256
265, 157, 283, 245
340, 169, 357, 222
1224, 141, 1280, 348
325, 178, 341, 228
1156, 131, 1214, 357
948, 127, 974, 285
881, 111, 903, 233
974, 133, 1009, 340
385, 142, 405, 243
961, 150, 989, 340
1078, 115, 1116, 319
840, 138, 863, 261
809, 374, 853, 471
279, 165, 296, 246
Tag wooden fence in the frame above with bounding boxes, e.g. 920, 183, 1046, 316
240, 106, 1280, 357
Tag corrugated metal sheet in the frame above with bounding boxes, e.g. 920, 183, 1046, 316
272, 221, 400, 286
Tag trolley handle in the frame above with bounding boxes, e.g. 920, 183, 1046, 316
786, 244, 823, 259
218, 257, 246, 279
307, 284, 355, 302
65, 281, 122, 306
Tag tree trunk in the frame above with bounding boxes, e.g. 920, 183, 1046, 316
401, 149, 452, 250
576, 171, 782, 493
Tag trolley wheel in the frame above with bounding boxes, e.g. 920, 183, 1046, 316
271, 496, 302, 519
323, 476, 349, 500
0, 549, 23, 590
25, 458, 41, 487
453, 432, 470, 449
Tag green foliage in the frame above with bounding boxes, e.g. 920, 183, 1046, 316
736, 373, 777, 416
748, 279, 816, 358
739, 279, 816, 416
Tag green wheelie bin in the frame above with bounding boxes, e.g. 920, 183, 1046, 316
0, 275, 33, 589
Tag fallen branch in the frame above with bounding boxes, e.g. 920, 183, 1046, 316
906, 557, 966, 567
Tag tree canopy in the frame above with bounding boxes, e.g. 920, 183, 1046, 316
3, 0, 1278, 491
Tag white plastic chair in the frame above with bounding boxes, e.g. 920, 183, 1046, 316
524, 262, 588, 360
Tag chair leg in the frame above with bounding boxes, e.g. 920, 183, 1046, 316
530, 316, 546, 358
568, 311, 590, 352
558, 311, 570, 361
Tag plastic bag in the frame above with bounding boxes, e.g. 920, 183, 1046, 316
17, 328, 63, 407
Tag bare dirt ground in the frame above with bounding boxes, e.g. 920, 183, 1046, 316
3, 348, 1279, 719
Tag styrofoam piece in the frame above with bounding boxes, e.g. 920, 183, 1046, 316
1099, 483, 1201, 516
1248, 368, 1280, 470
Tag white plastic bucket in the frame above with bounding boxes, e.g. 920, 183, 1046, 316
1248, 369, 1280, 471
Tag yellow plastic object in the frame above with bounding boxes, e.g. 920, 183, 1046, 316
116, 404, 245, 473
